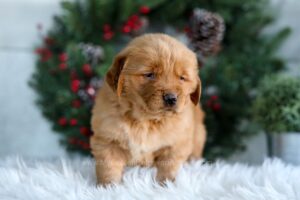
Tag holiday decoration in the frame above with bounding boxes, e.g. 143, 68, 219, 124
187, 9, 225, 64
58, 117, 67, 126
59, 53, 68, 62
139, 6, 150, 15
31, 0, 290, 159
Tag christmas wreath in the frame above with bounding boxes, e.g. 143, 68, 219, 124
31, 0, 290, 159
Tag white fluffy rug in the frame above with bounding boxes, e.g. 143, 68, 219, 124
0, 157, 300, 200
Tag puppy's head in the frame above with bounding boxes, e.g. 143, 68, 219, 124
106, 34, 201, 116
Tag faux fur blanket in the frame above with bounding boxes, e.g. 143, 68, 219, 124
0, 157, 299, 200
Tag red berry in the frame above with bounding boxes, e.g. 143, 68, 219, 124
80, 127, 90, 136
82, 64, 92, 76
184, 26, 191, 34
42, 49, 52, 62
139, 6, 150, 14
71, 79, 81, 93
122, 25, 131, 33
35, 48, 43, 54
213, 103, 221, 111
127, 20, 135, 28
36, 48, 52, 62
132, 23, 142, 31
59, 53, 68, 62
103, 24, 111, 32
69, 118, 78, 126
103, 31, 114, 40
211, 95, 219, 101
130, 15, 139, 22
59, 63, 67, 70
72, 99, 81, 108
58, 117, 67, 126
78, 141, 90, 149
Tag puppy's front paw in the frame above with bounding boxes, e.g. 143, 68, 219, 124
96, 177, 121, 187
156, 170, 176, 185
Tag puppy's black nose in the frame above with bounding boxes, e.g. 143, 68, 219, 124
163, 93, 177, 107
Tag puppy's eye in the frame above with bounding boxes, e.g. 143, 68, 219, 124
180, 76, 186, 81
144, 73, 155, 80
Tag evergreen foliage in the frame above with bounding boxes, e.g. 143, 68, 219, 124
253, 75, 300, 133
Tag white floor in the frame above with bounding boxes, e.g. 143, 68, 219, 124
1, 157, 299, 200
0, 0, 299, 161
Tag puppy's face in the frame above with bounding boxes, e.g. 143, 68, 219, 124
106, 34, 201, 116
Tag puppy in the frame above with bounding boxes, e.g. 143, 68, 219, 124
90, 33, 206, 185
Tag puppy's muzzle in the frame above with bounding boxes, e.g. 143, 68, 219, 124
163, 93, 177, 107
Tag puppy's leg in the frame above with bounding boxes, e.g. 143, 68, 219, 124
94, 153, 126, 185
154, 142, 192, 183
190, 106, 206, 159
190, 123, 206, 159
91, 137, 127, 185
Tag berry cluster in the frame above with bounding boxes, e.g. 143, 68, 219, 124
206, 95, 221, 112
102, 24, 114, 41
35, 47, 52, 62
102, 5, 150, 40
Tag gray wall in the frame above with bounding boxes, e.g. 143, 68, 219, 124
0, 0, 299, 161
0, 0, 65, 158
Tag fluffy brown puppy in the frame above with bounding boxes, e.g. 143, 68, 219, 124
91, 33, 206, 185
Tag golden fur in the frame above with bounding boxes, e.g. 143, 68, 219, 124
90, 33, 206, 185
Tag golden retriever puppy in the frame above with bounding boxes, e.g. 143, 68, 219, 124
90, 33, 206, 185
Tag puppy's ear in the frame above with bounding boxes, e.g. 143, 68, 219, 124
106, 51, 128, 97
190, 77, 201, 105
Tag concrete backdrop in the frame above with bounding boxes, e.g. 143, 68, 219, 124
0, 0, 299, 162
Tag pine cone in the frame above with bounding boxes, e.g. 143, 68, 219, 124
188, 9, 225, 64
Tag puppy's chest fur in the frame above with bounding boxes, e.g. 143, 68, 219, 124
117, 114, 191, 164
